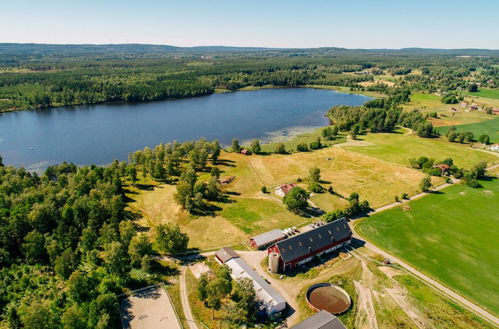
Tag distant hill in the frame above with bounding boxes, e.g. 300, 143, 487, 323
0, 43, 498, 57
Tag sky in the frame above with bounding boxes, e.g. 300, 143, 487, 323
1, 0, 498, 49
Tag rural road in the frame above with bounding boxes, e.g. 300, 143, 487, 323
179, 267, 200, 329
353, 166, 499, 327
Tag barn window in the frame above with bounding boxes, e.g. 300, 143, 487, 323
328, 230, 332, 234
309, 237, 313, 242
337, 227, 340, 231
289, 245, 293, 250
298, 241, 303, 247
318, 234, 322, 238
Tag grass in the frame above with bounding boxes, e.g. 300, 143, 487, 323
464, 88, 499, 100
356, 178, 499, 315
437, 116, 499, 144
166, 281, 190, 329
342, 131, 498, 169
404, 93, 499, 126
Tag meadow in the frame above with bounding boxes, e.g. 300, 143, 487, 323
342, 130, 498, 169
437, 116, 499, 144
127, 145, 432, 250
356, 178, 499, 315
465, 88, 499, 100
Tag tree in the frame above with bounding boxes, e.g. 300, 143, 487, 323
0, 154, 3, 166
296, 143, 308, 152
21, 230, 46, 263
348, 192, 360, 201
309, 137, 322, 150
261, 186, 267, 193
309, 167, 321, 183
470, 161, 487, 180
211, 140, 221, 164
128, 234, 152, 268
230, 278, 257, 324
250, 139, 261, 154
175, 167, 197, 210
468, 83, 478, 92
283, 187, 309, 213
231, 138, 240, 152
419, 176, 432, 192
156, 223, 189, 254
128, 166, 137, 185
54, 248, 78, 279
447, 131, 457, 142
479, 134, 490, 145
275, 143, 286, 154
68, 270, 95, 303
101, 241, 130, 279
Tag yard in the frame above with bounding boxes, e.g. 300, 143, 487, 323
342, 130, 498, 169
355, 178, 499, 316
464, 88, 499, 100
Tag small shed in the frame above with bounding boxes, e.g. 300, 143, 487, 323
250, 229, 286, 250
434, 163, 450, 175
241, 148, 250, 155
275, 183, 297, 197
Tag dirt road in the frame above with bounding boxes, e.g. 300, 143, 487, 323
180, 267, 200, 329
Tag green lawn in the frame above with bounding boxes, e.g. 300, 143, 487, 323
220, 198, 307, 234
465, 89, 499, 100
356, 178, 499, 315
437, 116, 499, 144
342, 131, 498, 169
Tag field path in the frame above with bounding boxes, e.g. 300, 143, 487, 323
179, 267, 200, 329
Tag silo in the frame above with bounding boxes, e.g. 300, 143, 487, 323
269, 252, 280, 273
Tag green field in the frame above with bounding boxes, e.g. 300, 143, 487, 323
342, 131, 498, 169
356, 178, 499, 315
437, 116, 499, 144
465, 89, 499, 100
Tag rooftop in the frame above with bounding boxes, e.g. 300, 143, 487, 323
275, 219, 351, 263
251, 229, 286, 247
290, 310, 347, 329
215, 247, 240, 264
225, 257, 286, 307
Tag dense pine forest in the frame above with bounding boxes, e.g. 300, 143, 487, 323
0, 44, 498, 112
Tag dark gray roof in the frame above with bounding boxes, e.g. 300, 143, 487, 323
251, 229, 286, 247
290, 310, 347, 329
215, 247, 239, 264
275, 219, 351, 263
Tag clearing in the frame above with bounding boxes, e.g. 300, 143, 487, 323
355, 178, 499, 316
464, 88, 499, 100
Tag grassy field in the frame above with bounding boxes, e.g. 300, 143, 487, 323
342, 131, 498, 169
464, 88, 499, 100
127, 144, 433, 249
404, 93, 497, 126
437, 116, 499, 144
356, 178, 499, 315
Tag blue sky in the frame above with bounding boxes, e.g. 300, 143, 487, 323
1, 0, 498, 49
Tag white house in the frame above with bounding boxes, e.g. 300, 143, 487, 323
490, 144, 499, 152
275, 183, 297, 197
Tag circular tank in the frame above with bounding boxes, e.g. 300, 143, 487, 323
269, 252, 280, 273
306, 283, 351, 314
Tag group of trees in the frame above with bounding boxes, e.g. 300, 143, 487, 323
409, 156, 488, 188
323, 192, 371, 222
0, 161, 159, 329
198, 266, 257, 326
445, 126, 490, 145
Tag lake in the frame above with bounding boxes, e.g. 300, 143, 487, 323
0, 88, 371, 169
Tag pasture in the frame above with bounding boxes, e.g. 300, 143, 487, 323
342, 131, 498, 169
465, 88, 499, 100
356, 178, 499, 315
437, 116, 499, 144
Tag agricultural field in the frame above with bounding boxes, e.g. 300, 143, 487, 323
437, 116, 499, 144
342, 130, 499, 169
355, 178, 499, 316
404, 93, 497, 126
464, 88, 499, 100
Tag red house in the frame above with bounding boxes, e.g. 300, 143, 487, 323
267, 218, 352, 272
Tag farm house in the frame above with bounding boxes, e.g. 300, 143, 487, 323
267, 219, 352, 273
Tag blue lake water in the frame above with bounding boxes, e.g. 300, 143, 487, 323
0, 88, 371, 169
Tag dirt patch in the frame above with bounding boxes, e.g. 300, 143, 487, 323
189, 262, 211, 279
354, 281, 379, 329
120, 286, 181, 329
308, 285, 351, 314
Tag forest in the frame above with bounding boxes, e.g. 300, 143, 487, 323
1, 44, 498, 112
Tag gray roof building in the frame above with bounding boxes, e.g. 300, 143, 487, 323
215, 247, 239, 264
290, 310, 347, 329
274, 219, 351, 264
250, 229, 286, 249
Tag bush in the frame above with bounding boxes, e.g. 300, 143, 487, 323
401, 193, 409, 199
275, 143, 286, 154
296, 143, 308, 152
261, 186, 267, 194
308, 182, 324, 193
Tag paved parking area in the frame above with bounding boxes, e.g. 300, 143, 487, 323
120, 285, 182, 329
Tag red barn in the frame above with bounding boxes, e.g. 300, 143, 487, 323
267, 218, 352, 272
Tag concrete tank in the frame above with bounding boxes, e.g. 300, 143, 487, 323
269, 252, 280, 273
